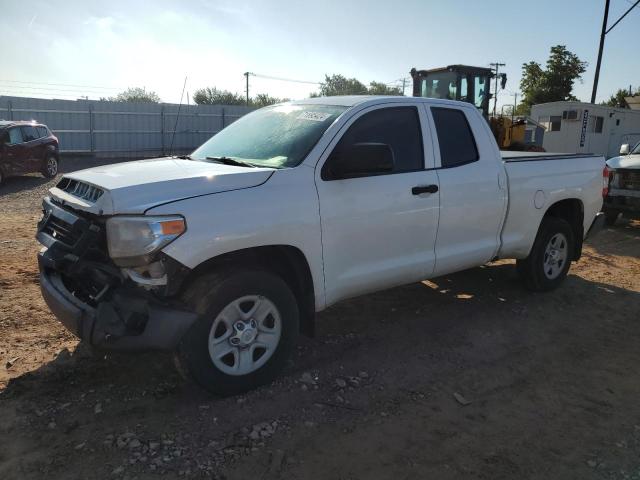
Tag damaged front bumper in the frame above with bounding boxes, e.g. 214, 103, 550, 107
36, 197, 197, 351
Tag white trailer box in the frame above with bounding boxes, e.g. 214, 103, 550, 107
531, 101, 640, 158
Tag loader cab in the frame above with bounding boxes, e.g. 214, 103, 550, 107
410, 65, 500, 118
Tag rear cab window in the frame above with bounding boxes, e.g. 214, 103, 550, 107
430, 107, 479, 168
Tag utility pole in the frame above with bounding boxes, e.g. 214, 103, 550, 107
402, 78, 407, 96
591, 0, 610, 104
490, 62, 506, 117
591, 0, 639, 103
244, 72, 251, 106
512, 93, 518, 123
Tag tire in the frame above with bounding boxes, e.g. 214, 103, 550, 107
42, 154, 59, 178
516, 216, 574, 292
176, 268, 299, 396
604, 208, 619, 226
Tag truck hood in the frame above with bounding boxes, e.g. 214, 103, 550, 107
48, 157, 274, 215
607, 154, 640, 170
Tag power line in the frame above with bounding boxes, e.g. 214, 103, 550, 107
250, 73, 321, 85
0, 88, 99, 100
592, 0, 639, 103
0, 83, 118, 95
0, 79, 123, 90
605, 0, 639, 33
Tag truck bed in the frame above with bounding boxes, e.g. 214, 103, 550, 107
498, 152, 604, 259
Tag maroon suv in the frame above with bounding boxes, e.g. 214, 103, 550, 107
0, 120, 59, 184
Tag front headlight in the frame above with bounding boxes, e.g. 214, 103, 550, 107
106, 215, 186, 266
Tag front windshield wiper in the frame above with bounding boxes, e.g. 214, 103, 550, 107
173, 154, 192, 160
205, 156, 258, 168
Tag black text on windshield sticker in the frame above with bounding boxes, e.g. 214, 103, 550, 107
297, 112, 332, 122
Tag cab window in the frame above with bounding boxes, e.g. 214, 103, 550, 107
324, 107, 424, 180
21, 126, 38, 142
8, 127, 24, 144
431, 107, 479, 168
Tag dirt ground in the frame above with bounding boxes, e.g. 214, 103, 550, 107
1, 165, 640, 480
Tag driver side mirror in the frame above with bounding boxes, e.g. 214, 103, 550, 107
620, 144, 630, 155
325, 142, 395, 180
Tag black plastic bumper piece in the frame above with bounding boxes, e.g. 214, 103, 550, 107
39, 266, 86, 338
604, 196, 640, 217
586, 212, 605, 239
38, 252, 198, 351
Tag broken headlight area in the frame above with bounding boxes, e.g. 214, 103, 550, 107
37, 196, 190, 303
37, 197, 195, 349
106, 215, 186, 267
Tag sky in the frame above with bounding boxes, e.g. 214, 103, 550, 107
1, 0, 638, 110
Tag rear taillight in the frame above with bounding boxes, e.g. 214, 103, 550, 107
602, 166, 610, 198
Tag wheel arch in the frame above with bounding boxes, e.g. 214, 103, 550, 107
181, 245, 316, 337
542, 198, 584, 260
45, 144, 59, 159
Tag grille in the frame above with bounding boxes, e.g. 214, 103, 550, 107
41, 215, 81, 247
617, 170, 640, 190
56, 178, 104, 203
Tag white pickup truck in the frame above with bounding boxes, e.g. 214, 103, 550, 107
37, 96, 605, 394
604, 141, 640, 225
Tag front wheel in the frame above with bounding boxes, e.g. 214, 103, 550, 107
42, 154, 59, 178
176, 269, 299, 396
517, 217, 574, 292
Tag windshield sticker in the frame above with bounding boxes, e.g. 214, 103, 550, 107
297, 111, 332, 122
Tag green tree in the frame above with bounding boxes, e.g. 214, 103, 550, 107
192, 87, 245, 106
251, 93, 288, 107
602, 87, 639, 108
110, 87, 160, 103
314, 74, 368, 96
603, 89, 630, 108
518, 45, 587, 114
367, 81, 402, 96
193, 88, 286, 107
311, 74, 404, 97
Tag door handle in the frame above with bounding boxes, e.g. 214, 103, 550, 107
412, 184, 438, 195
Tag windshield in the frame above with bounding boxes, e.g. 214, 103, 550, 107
192, 104, 347, 168
632, 142, 640, 155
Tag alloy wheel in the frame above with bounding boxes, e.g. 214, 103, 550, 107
207, 295, 282, 376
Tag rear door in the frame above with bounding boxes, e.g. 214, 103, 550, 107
315, 103, 440, 306
426, 105, 507, 276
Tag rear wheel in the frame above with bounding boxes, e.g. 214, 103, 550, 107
604, 208, 619, 226
42, 154, 59, 178
176, 269, 299, 395
517, 217, 574, 292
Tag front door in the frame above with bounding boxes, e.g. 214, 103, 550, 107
315, 104, 440, 306
20, 125, 42, 172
